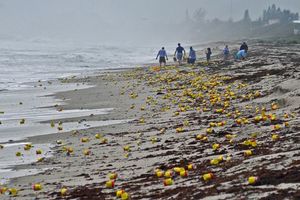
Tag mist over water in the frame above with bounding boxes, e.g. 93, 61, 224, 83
0, 0, 299, 46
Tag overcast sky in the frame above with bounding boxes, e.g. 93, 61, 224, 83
0, 0, 299, 45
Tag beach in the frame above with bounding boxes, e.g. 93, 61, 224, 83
2, 40, 300, 199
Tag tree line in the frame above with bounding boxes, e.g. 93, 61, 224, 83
184, 4, 299, 42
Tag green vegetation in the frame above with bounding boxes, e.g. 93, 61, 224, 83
185, 4, 299, 42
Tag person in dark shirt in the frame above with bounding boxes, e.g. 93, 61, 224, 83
174, 43, 186, 65
240, 42, 248, 53
205, 48, 212, 63
156, 47, 168, 67
188, 46, 196, 65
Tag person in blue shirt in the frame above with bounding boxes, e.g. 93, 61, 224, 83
174, 43, 186, 65
223, 45, 230, 60
156, 47, 168, 67
236, 49, 247, 60
188, 46, 196, 65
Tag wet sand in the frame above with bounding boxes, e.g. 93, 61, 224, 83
2, 41, 300, 199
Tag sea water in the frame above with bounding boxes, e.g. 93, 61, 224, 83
0, 38, 158, 181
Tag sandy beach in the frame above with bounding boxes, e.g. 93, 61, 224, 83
1, 40, 300, 200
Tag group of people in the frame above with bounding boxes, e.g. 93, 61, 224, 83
156, 42, 248, 66
236, 42, 248, 60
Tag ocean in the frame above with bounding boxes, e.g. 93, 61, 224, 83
0, 39, 158, 91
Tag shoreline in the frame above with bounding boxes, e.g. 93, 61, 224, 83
2, 40, 300, 199
0, 70, 138, 182
0, 64, 146, 184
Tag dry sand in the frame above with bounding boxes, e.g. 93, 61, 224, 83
2, 41, 300, 200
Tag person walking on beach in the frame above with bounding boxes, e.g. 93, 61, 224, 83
188, 46, 196, 65
223, 45, 230, 60
174, 43, 186, 65
156, 47, 168, 67
205, 48, 212, 63
240, 42, 248, 53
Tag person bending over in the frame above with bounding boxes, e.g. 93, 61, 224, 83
236, 49, 247, 60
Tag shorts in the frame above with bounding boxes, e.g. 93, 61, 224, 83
177, 53, 183, 61
188, 58, 196, 64
159, 57, 166, 63
224, 54, 229, 59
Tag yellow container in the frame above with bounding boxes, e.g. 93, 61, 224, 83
163, 178, 173, 186
101, 138, 108, 144
32, 184, 42, 191
187, 164, 194, 170
212, 143, 220, 151
9, 188, 18, 197
206, 128, 213, 134
164, 170, 173, 178
244, 150, 253, 156
83, 149, 91, 156
36, 149, 42, 155
121, 192, 130, 200
273, 124, 281, 131
176, 127, 184, 133
60, 188, 68, 196
81, 137, 89, 143
116, 189, 124, 198
109, 173, 118, 180
272, 134, 279, 141
123, 145, 131, 152
248, 176, 258, 184
0, 187, 7, 194
210, 159, 219, 165
156, 171, 164, 178
203, 173, 213, 181
173, 167, 184, 174
15, 152, 22, 157
105, 180, 115, 188
180, 170, 187, 177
